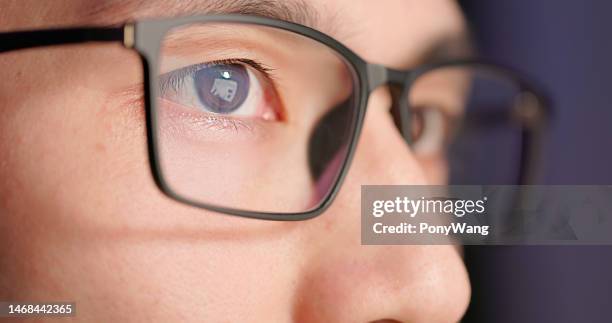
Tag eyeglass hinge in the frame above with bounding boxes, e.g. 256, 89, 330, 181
123, 23, 135, 49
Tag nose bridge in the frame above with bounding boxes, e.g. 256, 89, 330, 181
291, 76, 471, 321
366, 63, 411, 91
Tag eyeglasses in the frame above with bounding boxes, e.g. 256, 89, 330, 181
0, 15, 551, 221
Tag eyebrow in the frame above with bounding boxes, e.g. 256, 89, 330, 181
82, 0, 321, 29
81, 0, 471, 69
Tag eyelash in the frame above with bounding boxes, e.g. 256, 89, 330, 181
158, 58, 276, 97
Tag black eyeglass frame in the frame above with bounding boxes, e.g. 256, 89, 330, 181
0, 14, 552, 221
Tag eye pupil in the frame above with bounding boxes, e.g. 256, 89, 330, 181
194, 64, 249, 114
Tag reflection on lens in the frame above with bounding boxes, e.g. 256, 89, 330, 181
156, 23, 358, 214
192, 63, 250, 113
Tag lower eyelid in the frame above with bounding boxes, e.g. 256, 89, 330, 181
159, 98, 272, 142
191, 115, 253, 132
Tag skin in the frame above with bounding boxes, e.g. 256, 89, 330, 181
0, 0, 470, 322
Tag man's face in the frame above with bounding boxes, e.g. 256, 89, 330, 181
0, 0, 470, 321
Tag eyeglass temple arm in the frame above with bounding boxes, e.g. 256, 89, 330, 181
0, 26, 128, 54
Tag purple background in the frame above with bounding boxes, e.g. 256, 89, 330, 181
459, 1, 612, 322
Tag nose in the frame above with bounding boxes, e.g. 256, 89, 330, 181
294, 88, 471, 322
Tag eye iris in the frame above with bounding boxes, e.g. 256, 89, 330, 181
193, 64, 250, 114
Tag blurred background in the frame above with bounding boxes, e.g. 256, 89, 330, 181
457, 0, 612, 322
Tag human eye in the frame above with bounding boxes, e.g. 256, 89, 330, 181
158, 58, 281, 131
150, 22, 361, 213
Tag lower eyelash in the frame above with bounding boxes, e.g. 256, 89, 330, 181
188, 114, 254, 133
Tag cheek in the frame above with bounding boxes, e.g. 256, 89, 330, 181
0, 55, 304, 319
0, 45, 146, 221
0, 45, 194, 232
0, 82, 143, 219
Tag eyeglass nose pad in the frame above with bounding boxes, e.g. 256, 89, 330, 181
388, 83, 413, 144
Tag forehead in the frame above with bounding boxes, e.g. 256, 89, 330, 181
2, 0, 465, 67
